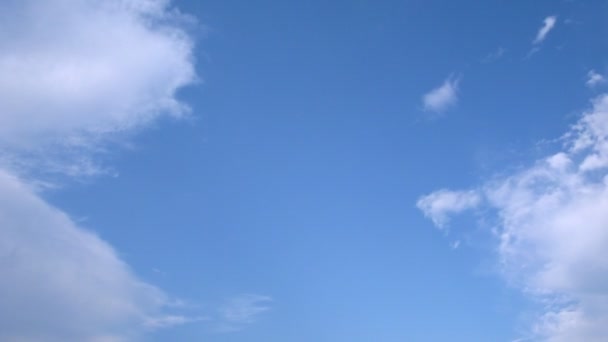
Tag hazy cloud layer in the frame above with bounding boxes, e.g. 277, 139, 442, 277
217, 295, 273, 332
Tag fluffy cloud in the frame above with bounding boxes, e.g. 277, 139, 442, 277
586, 70, 606, 89
0, 0, 198, 340
416, 189, 481, 228
422, 76, 460, 114
418, 94, 608, 341
0, 0, 196, 174
533, 16, 557, 45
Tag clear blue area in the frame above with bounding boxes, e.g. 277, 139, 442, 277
47, 0, 608, 340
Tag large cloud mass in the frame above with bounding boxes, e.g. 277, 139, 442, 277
0, 0, 195, 149
0, 0, 197, 340
418, 95, 608, 341
0, 170, 167, 342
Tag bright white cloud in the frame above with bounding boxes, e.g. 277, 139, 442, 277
0, 0, 199, 340
586, 70, 606, 89
533, 16, 558, 45
416, 189, 481, 228
422, 77, 460, 114
418, 94, 608, 341
0, 0, 196, 175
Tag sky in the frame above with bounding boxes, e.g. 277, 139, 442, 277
1, 0, 608, 341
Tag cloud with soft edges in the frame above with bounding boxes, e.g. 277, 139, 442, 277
586, 70, 606, 89
422, 76, 460, 114
0, 0, 199, 340
417, 94, 608, 341
416, 189, 480, 228
533, 16, 557, 45
217, 295, 273, 333
0, 170, 168, 342
0, 0, 197, 177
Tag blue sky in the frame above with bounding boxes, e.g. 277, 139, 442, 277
1, 0, 608, 341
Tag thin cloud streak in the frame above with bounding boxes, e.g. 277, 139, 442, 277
216, 295, 273, 332
533, 16, 557, 45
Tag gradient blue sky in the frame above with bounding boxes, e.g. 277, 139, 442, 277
2, 0, 608, 341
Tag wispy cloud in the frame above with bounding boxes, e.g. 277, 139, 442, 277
144, 315, 209, 330
422, 76, 460, 114
533, 16, 558, 45
482, 47, 507, 63
217, 294, 273, 332
417, 94, 608, 340
0, 0, 199, 340
586, 70, 606, 88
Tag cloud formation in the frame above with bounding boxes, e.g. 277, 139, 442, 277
417, 189, 481, 228
0, 0, 198, 340
482, 47, 507, 63
218, 295, 273, 332
422, 76, 460, 114
0, 0, 196, 176
533, 16, 557, 45
586, 70, 606, 89
418, 94, 608, 341
0, 170, 181, 342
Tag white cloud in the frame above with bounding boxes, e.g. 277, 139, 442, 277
0, 170, 185, 341
416, 189, 481, 228
144, 315, 208, 330
418, 94, 608, 340
422, 76, 460, 114
586, 70, 606, 89
0, 0, 200, 340
533, 16, 558, 45
217, 295, 273, 332
0, 0, 196, 176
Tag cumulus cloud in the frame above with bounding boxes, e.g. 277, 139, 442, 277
586, 70, 606, 89
0, 0, 199, 340
417, 94, 608, 341
0, 0, 196, 176
416, 189, 481, 228
422, 76, 460, 114
533, 16, 557, 45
